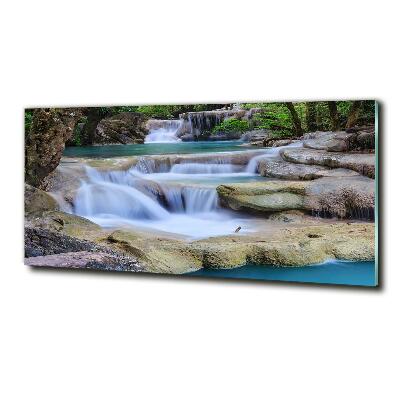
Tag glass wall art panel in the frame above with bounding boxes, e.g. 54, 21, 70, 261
24, 100, 378, 286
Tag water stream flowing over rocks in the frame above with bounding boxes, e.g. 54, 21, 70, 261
72, 153, 262, 238
26, 129, 375, 276
65, 136, 374, 243
145, 120, 182, 143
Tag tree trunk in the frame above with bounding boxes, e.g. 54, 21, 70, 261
328, 101, 340, 131
346, 101, 363, 129
305, 102, 318, 132
285, 102, 303, 136
82, 108, 105, 145
25, 108, 85, 187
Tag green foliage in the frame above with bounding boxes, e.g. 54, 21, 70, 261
248, 103, 296, 137
135, 104, 230, 119
242, 100, 375, 135
355, 100, 376, 125
212, 118, 250, 134
25, 110, 34, 133
111, 106, 140, 114
136, 105, 179, 119
70, 116, 87, 146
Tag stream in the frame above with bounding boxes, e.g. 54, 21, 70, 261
63, 125, 375, 285
71, 145, 270, 238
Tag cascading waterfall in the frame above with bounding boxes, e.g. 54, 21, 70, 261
72, 160, 253, 238
74, 167, 169, 220
187, 111, 236, 136
135, 157, 171, 174
145, 120, 182, 143
246, 141, 303, 173
161, 185, 218, 213
170, 163, 236, 174
72, 144, 303, 238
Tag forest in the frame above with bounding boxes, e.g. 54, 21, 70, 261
25, 100, 375, 147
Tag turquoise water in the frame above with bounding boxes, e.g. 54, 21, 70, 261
65, 141, 376, 286
188, 260, 376, 286
64, 141, 250, 158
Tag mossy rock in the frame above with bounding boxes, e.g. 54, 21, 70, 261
25, 184, 59, 214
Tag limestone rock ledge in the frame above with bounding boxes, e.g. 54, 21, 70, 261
217, 177, 374, 219
258, 160, 360, 180
25, 251, 144, 272
281, 148, 375, 178
25, 210, 374, 273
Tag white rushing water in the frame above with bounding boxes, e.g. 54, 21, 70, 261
73, 163, 254, 239
170, 163, 236, 174
72, 143, 304, 238
145, 120, 182, 143
74, 167, 169, 220
245, 141, 303, 173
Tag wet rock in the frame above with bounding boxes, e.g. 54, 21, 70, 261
209, 131, 242, 140
24, 226, 100, 257
258, 160, 361, 180
217, 176, 375, 219
224, 191, 304, 212
217, 181, 307, 212
24, 213, 374, 272
248, 140, 265, 147
25, 108, 86, 187
241, 129, 270, 143
180, 134, 196, 142
269, 210, 308, 223
24, 211, 145, 272
357, 131, 375, 150
305, 176, 375, 219
196, 222, 374, 268
25, 210, 102, 241
95, 112, 147, 144
103, 229, 203, 274
303, 131, 357, 152
41, 161, 87, 208
120, 221, 374, 269
25, 251, 144, 272
316, 168, 361, 178
196, 242, 250, 269
24, 210, 103, 259
258, 160, 329, 180
269, 139, 295, 147
25, 184, 59, 214
303, 128, 376, 152
281, 148, 375, 178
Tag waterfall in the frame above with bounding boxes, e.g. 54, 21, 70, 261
71, 152, 258, 238
162, 185, 218, 213
183, 187, 218, 213
145, 120, 182, 143
74, 167, 169, 220
74, 181, 170, 220
245, 141, 303, 173
170, 163, 236, 174
135, 157, 170, 174
184, 110, 245, 136
135, 154, 240, 175
245, 151, 279, 173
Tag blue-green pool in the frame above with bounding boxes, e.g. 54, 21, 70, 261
188, 260, 377, 286
64, 141, 250, 158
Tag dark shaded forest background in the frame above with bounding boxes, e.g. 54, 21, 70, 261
25, 100, 375, 147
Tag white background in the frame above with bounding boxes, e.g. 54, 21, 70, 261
0, 1, 398, 399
